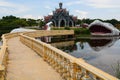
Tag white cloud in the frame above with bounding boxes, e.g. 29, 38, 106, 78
48, 12, 53, 15
86, 0, 120, 8
44, 6, 52, 10
0, 0, 29, 15
37, 16, 44, 19
0, 0, 14, 7
66, 1, 82, 6
22, 15, 35, 19
75, 10, 88, 19
22, 15, 44, 19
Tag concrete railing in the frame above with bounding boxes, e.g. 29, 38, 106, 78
24, 30, 74, 38
0, 30, 119, 80
0, 32, 24, 80
20, 30, 118, 80
0, 35, 7, 80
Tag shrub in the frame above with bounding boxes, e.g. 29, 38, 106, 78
73, 28, 90, 35
51, 27, 64, 30
64, 27, 70, 30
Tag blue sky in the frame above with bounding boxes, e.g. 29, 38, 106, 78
0, 0, 120, 20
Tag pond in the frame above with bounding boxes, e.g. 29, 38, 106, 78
0, 40, 2, 46
0, 40, 2, 50
47, 36, 120, 77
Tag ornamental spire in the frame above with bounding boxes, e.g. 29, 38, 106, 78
59, 2, 62, 9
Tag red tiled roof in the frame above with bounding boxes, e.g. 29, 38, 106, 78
44, 15, 53, 22
72, 16, 77, 21
55, 8, 67, 13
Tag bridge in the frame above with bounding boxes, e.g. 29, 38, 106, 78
0, 30, 119, 80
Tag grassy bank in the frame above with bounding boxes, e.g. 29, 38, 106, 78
51, 27, 65, 30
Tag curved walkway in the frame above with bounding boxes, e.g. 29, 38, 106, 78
6, 37, 62, 80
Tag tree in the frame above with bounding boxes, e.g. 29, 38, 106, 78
76, 19, 82, 25
27, 19, 38, 26
12, 19, 28, 27
38, 19, 45, 29
105, 19, 119, 26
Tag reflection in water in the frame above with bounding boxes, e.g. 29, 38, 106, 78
36, 37, 51, 43
76, 42, 84, 50
51, 41, 75, 53
89, 37, 119, 51
0, 40, 2, 50
51, 41, 74, 48
50, 37, 120, 76
0, 40, 2, 46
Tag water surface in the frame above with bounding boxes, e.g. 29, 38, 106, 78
0, 40, 2, 46
50, 37, 120, 76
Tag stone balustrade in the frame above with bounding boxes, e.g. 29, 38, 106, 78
0, 32, 22, 80
0, 30, 119, 80
24, 30, 74, 37
20, 30, 118, 80
0, 35, 8, 80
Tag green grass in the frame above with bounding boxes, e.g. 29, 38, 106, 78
72, 28, 90, 35
112, 61, 120, 79
51, 27, 65, 30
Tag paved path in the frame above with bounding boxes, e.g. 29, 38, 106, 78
6, 37, 62, 80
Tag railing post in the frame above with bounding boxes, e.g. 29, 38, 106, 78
3, 46, 8, 79
93, 75, 102, 80
72, 63, 77, 80
0, 65, 5, 80
43, 45, 47, 61
31, 39, 33, 49
82, 70, 90, 80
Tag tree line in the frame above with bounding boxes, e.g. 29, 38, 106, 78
76, 18, 120, 27
0, 15, 45, 36
0, 15, 120, 36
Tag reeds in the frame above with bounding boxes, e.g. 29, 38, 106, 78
112, 61, 120, 79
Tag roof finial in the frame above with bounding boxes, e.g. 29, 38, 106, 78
59, 2, 62, 9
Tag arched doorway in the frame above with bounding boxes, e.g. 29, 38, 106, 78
60, 20, 65, 27
52, 21, 56, 27
69, 21, 73, 27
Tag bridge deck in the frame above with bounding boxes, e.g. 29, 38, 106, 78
6, 37, 62, 80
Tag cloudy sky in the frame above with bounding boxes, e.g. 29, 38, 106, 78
0, 0, 120, 20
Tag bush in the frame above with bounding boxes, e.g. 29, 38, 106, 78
73, 28, 90, 35
51, 27, 64, 30
0, 30, 11, 37
64, 27, 70, 30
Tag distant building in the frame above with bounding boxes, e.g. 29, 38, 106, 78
44, 3, 77, 27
